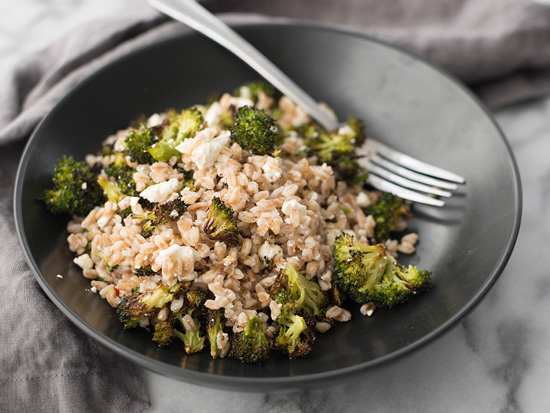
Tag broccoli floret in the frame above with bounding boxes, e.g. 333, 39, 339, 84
206, 309, 226, 359
230, 106, 277, 156
302, 116, 368, 184
97, 176, 123, 203
41, 155, 105, 216
364, 193, 412, 241
124, 127, 158, 164
271, 265, 328, 317
333, 233, 431, 308
174, 308, 206, 355
230, 316, 270, 363
306, 130, 354, 164
275, 307, 316, 358
103, 153, 140, 198
117, 285, 179, 329
202, 197, 239, 245
132, 197, 188, 238
153, 317, 176, 347
148, 107, 204, 162
334, 158, 369, 185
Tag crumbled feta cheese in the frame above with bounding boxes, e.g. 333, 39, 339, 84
337, 124, 353, 136
204, 102, 223, 126
262, 157, 282, 182
140, 178, 181, 203
90, 286, 97, 293
147, 113, 163, 127
175, 129, 230, 170
56, 274, 63, 279
258, 242, 283, 265
281, 199, 307, 217
73, 254, 93, 270
155, 245, 200, 266
356, 192, 370, 207
229, 96, 254, 108
81, 182, 87, 190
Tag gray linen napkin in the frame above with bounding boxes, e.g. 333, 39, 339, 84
2, 1, 550, 411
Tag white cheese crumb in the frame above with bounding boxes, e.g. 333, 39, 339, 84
155, 245, 200, 266
56, 274, 63, 279
90, 286, 97, 293
204, 101, 223, 126
81, 182, 87, 190
356, 192, 370, 207
262, 157, 282, 182
139, 178, 181, 203
73, 254, 93, 270
175, 129, 230, 170
147, 113, 163, 127
229, 96, 254, 108
258, 242, 283, 265
281, 199, 307, 217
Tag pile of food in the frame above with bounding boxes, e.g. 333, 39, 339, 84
42, 82, 431, 362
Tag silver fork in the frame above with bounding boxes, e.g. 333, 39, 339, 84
148, 0, 466, 207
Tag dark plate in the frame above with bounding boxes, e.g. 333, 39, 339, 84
14, 21, 521, 391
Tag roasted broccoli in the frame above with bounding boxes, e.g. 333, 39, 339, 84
271, 265, 328, 317
205, 309, 226, 359
275, 307, 316, 358
153, 317, 176, 347
230, 316, 270, 363
132, 197, 188, 238
103, 152, 140, 197
147, 107, 204, 162
302, 116, 368, 184
133, 265, 157, 277
174, 308, 206, 355
97, 176, 123, 203
41, 155, 105, 216
124, 127, 158, 164
364, 193, 412, 241
333, 233, 431, 308
230, 106, 277, 156
117, 285, 179, 329
202, 197, 239, 245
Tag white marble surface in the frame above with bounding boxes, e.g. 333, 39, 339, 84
3, 1, 549, 412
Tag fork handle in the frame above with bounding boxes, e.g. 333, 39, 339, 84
148, 0, 340, 131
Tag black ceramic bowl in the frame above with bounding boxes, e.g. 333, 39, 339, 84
14, 21, 521, 391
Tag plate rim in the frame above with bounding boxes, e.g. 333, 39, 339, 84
13, 19, 522, 390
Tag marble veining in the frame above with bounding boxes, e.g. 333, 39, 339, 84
3, 1, 550, 412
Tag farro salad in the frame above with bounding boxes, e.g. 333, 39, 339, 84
42, 82, 431, 362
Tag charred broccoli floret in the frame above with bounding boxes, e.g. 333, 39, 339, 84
41, 155, 105, 216
230, 316, 270, 364
364, 193, 412, 241
230, 106, 277, 155
275, 307, 316, 358
147, 107, 204, 162
271, 265, 328, 317
132, 197, 188, 238
302, 116, 368, 184
174, 308, 206, 355
97, 176, 123, 203
117, 285, 179, 329
153, 317, 176, 347
124, 127, 158, 164
333, 233, 431, 308
205, 309, 226, 359
202, 197, 239, 245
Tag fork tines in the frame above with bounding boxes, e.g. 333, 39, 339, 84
360, 139, 466, 207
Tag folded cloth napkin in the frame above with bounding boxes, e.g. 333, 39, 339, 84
1, 0, 550, 411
